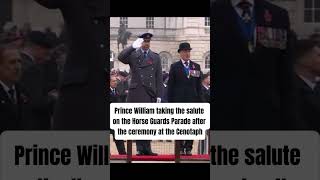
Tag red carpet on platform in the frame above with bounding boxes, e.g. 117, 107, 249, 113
110, 154, 210, 161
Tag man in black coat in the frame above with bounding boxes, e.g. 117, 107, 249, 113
167, 43, 202, 103
294, 39, 320, 133
110, 75, 126, 155
118, 32, 162, 156
201, 72, 210, 102
19, 31, 54, 130
167, 42, 202, 155
35, 0, 108, 130
116, 71, 129, 102
0, 45, 24, 133
212, 0, 299, 130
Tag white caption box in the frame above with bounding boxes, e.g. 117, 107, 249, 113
110, 103, 210, 140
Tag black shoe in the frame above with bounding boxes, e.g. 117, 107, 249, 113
144, 151, 158, 156
180, 150, 185, 155
119, 152, 127, 155
136, 151, 145, 156
185, 150, 192, 156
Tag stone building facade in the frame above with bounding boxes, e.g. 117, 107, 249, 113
110, 17, 210, 73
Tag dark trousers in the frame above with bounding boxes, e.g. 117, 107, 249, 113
179, 140, 193, 151
111, 130, 126, 154
136, 140, 152, 152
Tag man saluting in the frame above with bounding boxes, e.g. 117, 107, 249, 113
118, 32, 163, 155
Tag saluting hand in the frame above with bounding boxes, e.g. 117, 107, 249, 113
132, 38, 144, 49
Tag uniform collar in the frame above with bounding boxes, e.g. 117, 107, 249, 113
0, 80, 15, 92
232, 0, 254, 7
141, 48, 150, 54
21, 50, 35, 63
202, 84, 210, 90
298, 74, 318, 90
181, 59, 190, 66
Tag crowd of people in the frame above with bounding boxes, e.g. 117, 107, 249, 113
0, 22, 67, 132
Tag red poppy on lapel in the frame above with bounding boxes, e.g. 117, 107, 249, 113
264, 9, 272, 23
147, 59, 153, 65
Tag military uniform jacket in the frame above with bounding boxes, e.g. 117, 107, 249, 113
0, 84, 24, 133
167, 60, 202, 102
212, 0, 298, 130
110, 88, 121, 103
118, 46, 163, 102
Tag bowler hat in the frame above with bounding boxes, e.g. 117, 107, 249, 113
178, 42, 192, 52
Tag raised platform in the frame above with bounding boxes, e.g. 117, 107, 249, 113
110, 154, 210, 161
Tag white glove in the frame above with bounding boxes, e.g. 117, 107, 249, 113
156, 97, 161, 103
132, 38, 144, 49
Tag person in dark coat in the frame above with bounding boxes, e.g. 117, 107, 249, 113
167, 43, 202, 103
212, 0, 300, 130
110, 75, 126, 155
118, 32, 162, 156
294, 39, 320, 133
35, 0, 108, 130
19, 31, 54, 130
161, 72, 169, 103
0, 44, 24, 133
201, 72, 210, 102
116, 71, 129, 102
167, 42, 202, 155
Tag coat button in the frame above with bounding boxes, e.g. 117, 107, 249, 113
93, 20, 99, 24
100, 44, 105, 48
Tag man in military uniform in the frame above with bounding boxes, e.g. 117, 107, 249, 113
35, 0, 108, 130
110, 75, 126, 154
212, 0, 300, 130
118, 32, 162, 155
167, 42, 202, 155
0, 44, 24, 133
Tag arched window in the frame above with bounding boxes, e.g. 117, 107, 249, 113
304, 0, 320, 22
110, 50, 115, 69
205, 17, 210, 26
146, 17, 154, 29
159, 52, 172, 72
120, 17, 128, 28
204, 52, 210, 69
